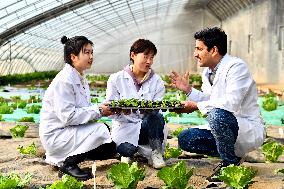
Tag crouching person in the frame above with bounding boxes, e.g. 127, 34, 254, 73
39, 35, 116, 181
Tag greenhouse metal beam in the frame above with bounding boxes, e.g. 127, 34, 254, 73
0, 0, 98, 46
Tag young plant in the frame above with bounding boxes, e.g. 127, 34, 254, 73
216, 165, 256, 189
276, 168, 284, 181
107, 162, 145, 189
262, 97, 278, 111
0, 172, 32, 189
45, 174, 83, 189
157, 161, 193, 189
172, 127, 184, 138
26, 105, 41, 114
261, 141, 284, 163
17, 142, 37, 155
18, 116, 35, 122
11, 100, 27, 109
0, 104, 14, 114
0, 114, 4, 121
10, 124, 29, 138
164, 144, 182, 160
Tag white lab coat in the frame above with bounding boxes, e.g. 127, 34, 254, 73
189, 54, 265, 157
105, 69, 167, 159
39, 64, 112, 166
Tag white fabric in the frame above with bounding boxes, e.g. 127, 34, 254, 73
105, 70, 167, 159
188, 54, 265, 157
39, 64, 112, 166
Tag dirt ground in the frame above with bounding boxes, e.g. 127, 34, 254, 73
0, 123, 284, 189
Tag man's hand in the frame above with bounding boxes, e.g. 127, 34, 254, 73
172, 101, 198, 114
170, 71, 192, 94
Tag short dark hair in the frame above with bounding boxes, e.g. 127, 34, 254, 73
194, 27, 227, 55
130, 39, 157, 63
61, 36, 93, 65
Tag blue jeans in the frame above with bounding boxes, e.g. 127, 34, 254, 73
178, 108, 240, 165
117, 111, 165, 157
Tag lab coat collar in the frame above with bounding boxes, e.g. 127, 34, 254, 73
63, 64, 83, 85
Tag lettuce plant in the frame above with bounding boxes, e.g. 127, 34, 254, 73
0, 104, 14, 114
17, 142, 37, 155
261, 141, 284, 163
17, 116, 35, 122
172, 127, 184, 138
216, 165, 256, 189
0, 172, 32, 189
10, 124, 29, 138
45, 174, 83, 189
262, 97, 278, 111
107, 162, 145, 189
164, 144, 182, 160
0, 114, 4, 121
157, 161, 193, 189
276, 168, 284, 181
26, 105, 41, 114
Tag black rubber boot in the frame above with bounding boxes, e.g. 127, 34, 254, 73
59, 154, 92, 181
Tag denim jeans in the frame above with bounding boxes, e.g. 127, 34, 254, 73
117, 111, 165, 157
178, 108, 240, 165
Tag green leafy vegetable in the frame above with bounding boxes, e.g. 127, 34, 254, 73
261, 141, 284, 163
17, 116, 35, 122
107, 162, 145, 189
172, 127, 184, 138
262, 97, 278, 111
164, 144, 183, 160
10, 125, 29, 138
276, 168, 284, 181
0, 172, 32, 189
158, 161, 193, 189
216, 165, 256, 189
17, 142, 37, 155
26, 105, 41, 114
45, 174, 83, 189
0, 104, 14, 114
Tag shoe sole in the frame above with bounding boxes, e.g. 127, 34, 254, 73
58, 170, 93, 181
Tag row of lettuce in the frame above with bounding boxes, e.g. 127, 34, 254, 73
1, 125, 284, 189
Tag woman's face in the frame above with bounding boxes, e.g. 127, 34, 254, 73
131, 51, 154, 73
71, 43, 93, 74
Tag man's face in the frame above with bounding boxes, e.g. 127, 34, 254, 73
193, 40, 213, 68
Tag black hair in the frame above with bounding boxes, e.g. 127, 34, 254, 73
61, 36, 93, 65
194, 27, 227, 55
130, 39, 157, 64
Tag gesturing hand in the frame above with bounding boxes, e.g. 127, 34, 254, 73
169, 71, 192, 94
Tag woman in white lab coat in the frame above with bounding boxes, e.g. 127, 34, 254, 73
39, 36, 116, 181
170, 27, 265, 182
105, 39, 167, 169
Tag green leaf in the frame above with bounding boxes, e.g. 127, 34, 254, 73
216, 165, 256, 189
261, 141, 284, 163
158, 161, 193, 189
107, 162, 145, 189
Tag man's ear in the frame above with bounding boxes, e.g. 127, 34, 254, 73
211, 46, 219, 56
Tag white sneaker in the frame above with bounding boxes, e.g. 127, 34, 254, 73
121, 156, 131, 164
150, 150, 166, 169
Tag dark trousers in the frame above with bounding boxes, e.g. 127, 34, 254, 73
178, 108, 240, 165
117, 111, 165, 157
64, 142, 116, 165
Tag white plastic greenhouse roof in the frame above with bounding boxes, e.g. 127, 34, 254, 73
0, 0, 256, 75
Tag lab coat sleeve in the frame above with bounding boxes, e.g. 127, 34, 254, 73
153, 78, 165, 101
53, 81, 101, 126
197, 62, 253, 115
187, 87, 210, 102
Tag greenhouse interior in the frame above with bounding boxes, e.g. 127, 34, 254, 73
0, 0, 284, 188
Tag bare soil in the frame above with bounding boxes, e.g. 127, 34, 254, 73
0, 123, 284, 189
